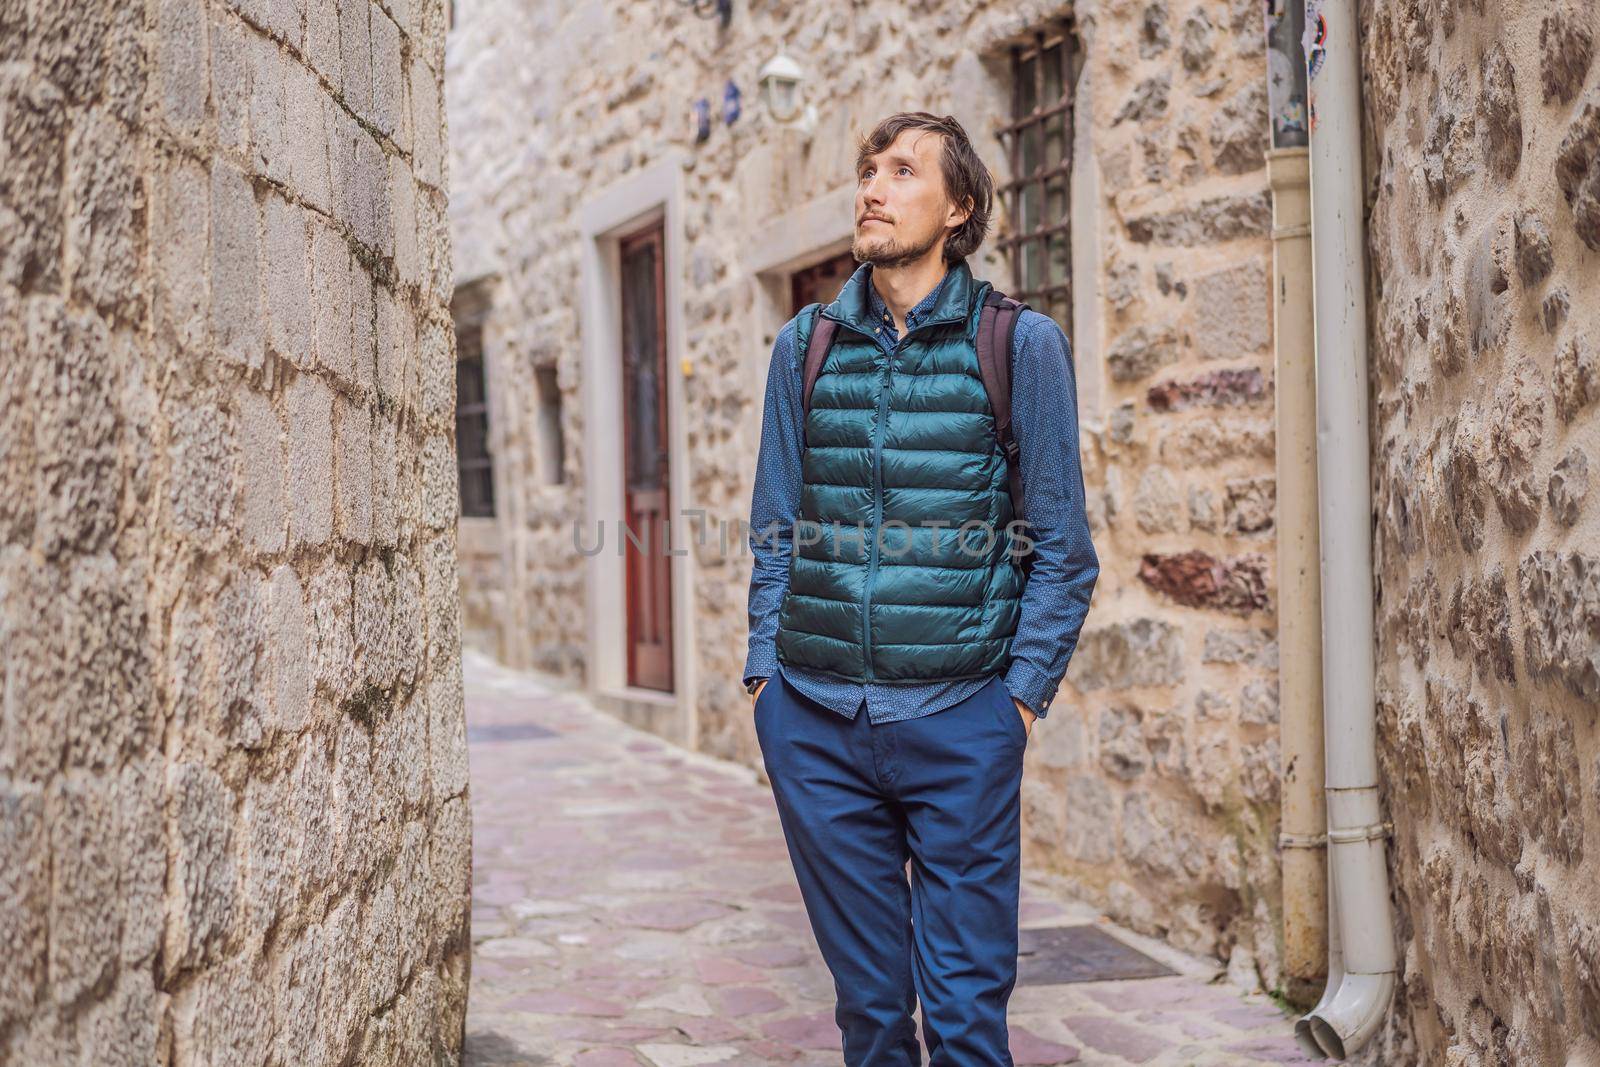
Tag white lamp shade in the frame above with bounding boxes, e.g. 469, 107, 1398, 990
757, 51, 805, 123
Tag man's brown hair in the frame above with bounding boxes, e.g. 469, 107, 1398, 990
854, 111, 994, 263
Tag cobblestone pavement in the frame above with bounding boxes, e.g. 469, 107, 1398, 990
462, 653, 1316, 1067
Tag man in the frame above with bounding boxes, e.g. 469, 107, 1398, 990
743, 111, 1099, 1066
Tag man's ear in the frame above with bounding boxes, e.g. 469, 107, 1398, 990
947, 195, 973, 229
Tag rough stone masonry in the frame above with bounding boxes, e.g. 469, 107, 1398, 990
0, 0, 470, 1063
1361, 2, 1600, 1065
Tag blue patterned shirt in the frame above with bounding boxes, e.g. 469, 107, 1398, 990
744, 262, 1098, 724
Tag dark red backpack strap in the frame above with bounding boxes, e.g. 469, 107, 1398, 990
801, 305, 839, 417
977, 289, 1028, 520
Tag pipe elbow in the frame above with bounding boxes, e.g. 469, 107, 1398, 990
1295, 970, 1396, 1060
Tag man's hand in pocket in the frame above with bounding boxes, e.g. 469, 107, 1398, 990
1012, 696, 1036, 738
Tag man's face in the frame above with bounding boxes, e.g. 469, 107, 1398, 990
852, 129, 969, 268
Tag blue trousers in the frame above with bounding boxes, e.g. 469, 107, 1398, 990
753, 669, 1026, 1066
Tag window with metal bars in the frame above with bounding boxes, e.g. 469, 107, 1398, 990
452, 281, 496, 518
995, 21, 1081, 332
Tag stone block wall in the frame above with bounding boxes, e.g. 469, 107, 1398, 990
1021, 0, 1282, 987
1361, 1, 1600, 1063
448, 0, 1285, 987
0, 0, 470, 1062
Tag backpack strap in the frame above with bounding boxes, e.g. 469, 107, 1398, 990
800, 303, 839, 419
976, 289, 1029, 519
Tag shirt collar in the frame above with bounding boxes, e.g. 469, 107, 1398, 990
821, 257, 976, 338
867, 265, 950, 332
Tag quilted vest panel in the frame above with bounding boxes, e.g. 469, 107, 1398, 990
774, 261, 1025, 683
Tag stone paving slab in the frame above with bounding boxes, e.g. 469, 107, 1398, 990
462, 652, 1313, 1067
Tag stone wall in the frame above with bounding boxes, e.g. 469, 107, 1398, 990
1361, 1, 1600, 1063
1022, 0, 1283, 988
0, 0, 470, 1062
447, 0, 1286, 987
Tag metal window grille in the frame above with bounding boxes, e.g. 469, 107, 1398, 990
452, 284, 496, 518
995, 21, 1079, 331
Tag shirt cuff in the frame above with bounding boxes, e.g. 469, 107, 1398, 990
1003, 661, 1056, 719
743, 648, 778, 691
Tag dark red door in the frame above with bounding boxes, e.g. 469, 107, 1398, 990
791, 251, 858, 312
620, 224, 674, 692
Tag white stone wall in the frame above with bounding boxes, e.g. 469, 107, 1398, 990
0, 0, 470, 1061
448, 0, 1284, 987
1362, 1, 1600, 1062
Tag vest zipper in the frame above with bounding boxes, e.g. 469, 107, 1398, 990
861, 335, 899, 681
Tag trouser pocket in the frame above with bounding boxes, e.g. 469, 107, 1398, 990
985, 676, 1027, 749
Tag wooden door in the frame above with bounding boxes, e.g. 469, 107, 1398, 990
619, 224, 674, 692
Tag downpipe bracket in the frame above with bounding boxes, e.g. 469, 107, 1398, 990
1326, 821, 1392, 845
1279, 820, 1391, 851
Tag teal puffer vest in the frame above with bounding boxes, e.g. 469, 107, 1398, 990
775, 258, 1025, 683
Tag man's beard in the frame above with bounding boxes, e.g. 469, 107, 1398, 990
852, 222, 943, 269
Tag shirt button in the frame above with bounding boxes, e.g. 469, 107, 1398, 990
874, 327, 881, 333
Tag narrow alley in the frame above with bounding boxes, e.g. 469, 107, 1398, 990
461, 653, 1316, 1067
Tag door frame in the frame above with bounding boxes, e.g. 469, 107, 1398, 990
577, 152, 697, 747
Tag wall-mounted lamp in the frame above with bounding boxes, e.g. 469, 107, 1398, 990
757, 49, 817, 135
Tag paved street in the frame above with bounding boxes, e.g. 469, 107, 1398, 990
461, 652, 1315, 1067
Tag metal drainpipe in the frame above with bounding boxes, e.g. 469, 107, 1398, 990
1295, 0, 1397, 1057
1262, 0, 1329, 1015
